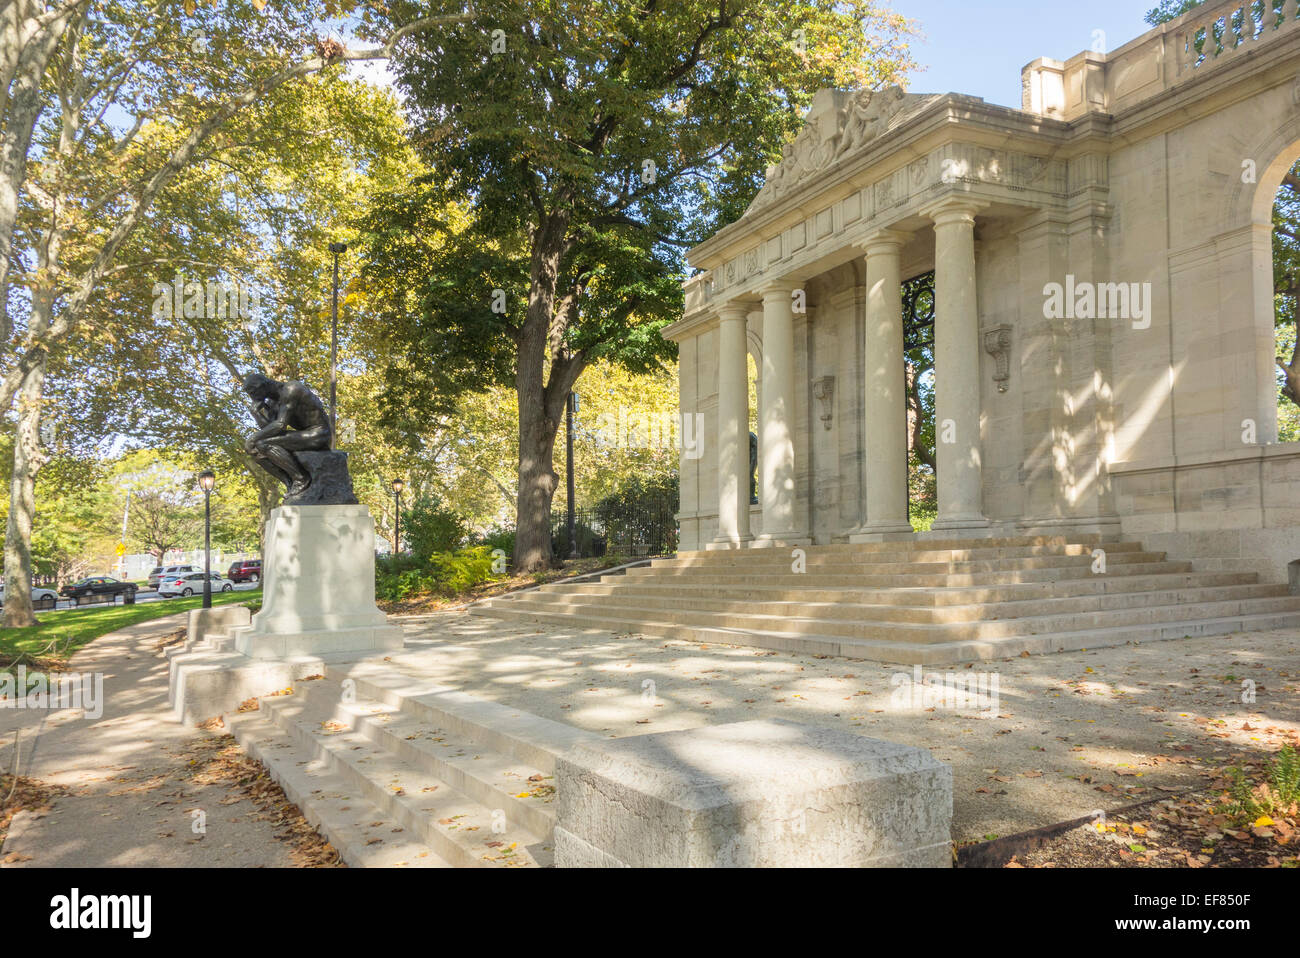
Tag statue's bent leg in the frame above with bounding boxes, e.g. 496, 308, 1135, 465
252, 453, 295, 489
272, 425, 332, 452
262, 426, 331, 498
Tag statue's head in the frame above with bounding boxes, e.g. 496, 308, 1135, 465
241, 371, 278, 401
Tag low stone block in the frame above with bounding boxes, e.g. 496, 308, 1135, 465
186, 605, 251, 649
555, 719, 952, 868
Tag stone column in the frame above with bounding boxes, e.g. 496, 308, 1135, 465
709, 302, 752, 549
927, 200, 990, 533
755, 281, 810, 545
850, 231, 914, 542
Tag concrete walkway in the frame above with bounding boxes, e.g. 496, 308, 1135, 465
4, 607, 1298, 861
388, 612, 1300, 842
0, 614, 297, 867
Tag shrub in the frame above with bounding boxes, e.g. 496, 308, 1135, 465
477, 524, 515, 558
401, 494, 466, 557
375, 545, 500, 601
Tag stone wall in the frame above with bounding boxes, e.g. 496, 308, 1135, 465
1110, 444, 1300, 583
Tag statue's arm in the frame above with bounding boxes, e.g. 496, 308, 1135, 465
246, 400, 291, 448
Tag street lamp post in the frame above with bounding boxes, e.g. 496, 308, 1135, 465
198, 470, 216, 609
391, 478, 405, 557
566, 390, 579, 559
329, 241, 348, 448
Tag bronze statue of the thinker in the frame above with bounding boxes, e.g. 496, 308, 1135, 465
241, 372, 337, 501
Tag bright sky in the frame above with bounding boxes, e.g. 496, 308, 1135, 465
890, 0, 1159, 108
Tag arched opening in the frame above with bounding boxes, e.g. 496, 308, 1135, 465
1268, 160, 1300, 441
1247, 140, 1300, 446
902, 270, 936, 528
746, 350, 759, 504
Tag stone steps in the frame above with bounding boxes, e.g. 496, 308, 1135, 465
521, 581, 1292, 624
675, 533, 1114, 556
487, 591, 1300, 642
653, 548, 1157, 574
544, 569, 1262, 606
230, 713, 454, 867
471, 536, 1300, 664
228, 671, 582, 868
472, 602, 1300, 664
665, 539, 1146, 564
618, 559, 1194, 588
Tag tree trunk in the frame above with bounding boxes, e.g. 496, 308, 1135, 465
1281, 344, 1300, 408
514, 391, 561, 572
511, 210, 573, 574
905, 359, 936, 472
2, 349, 46, 627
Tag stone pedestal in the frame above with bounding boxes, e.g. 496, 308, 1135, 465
554, 719, 952, 868
235, 504, 402, 659
285, 450, 358, 506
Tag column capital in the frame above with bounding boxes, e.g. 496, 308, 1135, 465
855, 228, 912, 257
716, 300, 750, 324
757, 277, 800, 300
921, 196, 988, 227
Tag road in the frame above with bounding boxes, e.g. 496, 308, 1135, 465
31, 581, 261, 613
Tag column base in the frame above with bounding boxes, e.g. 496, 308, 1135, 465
1016, 515, 1124, 539
706, 536, 754, 551
847, 519, 915, 543
750, 533, 813, 549
923, 514, 993, 537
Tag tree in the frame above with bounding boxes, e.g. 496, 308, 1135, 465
1143, 0, 1203, 24
127, 490, 201, 565
0, 0, 465, 626
360, 0, 915, 572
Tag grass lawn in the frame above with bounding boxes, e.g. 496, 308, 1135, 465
0, 588, 260, 670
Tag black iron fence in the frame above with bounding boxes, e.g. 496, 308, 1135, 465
551, 501, 678, 559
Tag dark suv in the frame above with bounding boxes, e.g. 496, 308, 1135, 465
59, 576, 138, 600
227, 559, 262, 583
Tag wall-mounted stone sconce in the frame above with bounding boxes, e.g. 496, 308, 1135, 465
983, 325, 1012, 393
812, 376, 835, 430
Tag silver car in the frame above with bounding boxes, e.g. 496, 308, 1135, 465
148, 564, 196, 590
0, 583, 59, 607
158, 571, 234, 598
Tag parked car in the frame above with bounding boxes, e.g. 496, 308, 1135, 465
59, 576, 138, 600
226, 559, 262, 583
0, 583, 59, 607
148, 564, 196, 590
158, 572, 234, 598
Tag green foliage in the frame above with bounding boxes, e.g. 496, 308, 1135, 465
591, 473, 679, 555
375, 546, 500, 601
355, 1, 915, 570
1144, 0, 1203, 26
401, 494, 466, 557
908, 504, 937, 534
361, 0, 915, 415
1224, 746, 1300, 823
551, 516, 606, 559
477, 525, 516, 557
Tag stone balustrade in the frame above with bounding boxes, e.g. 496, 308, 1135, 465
1023, 0, 1300, 122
